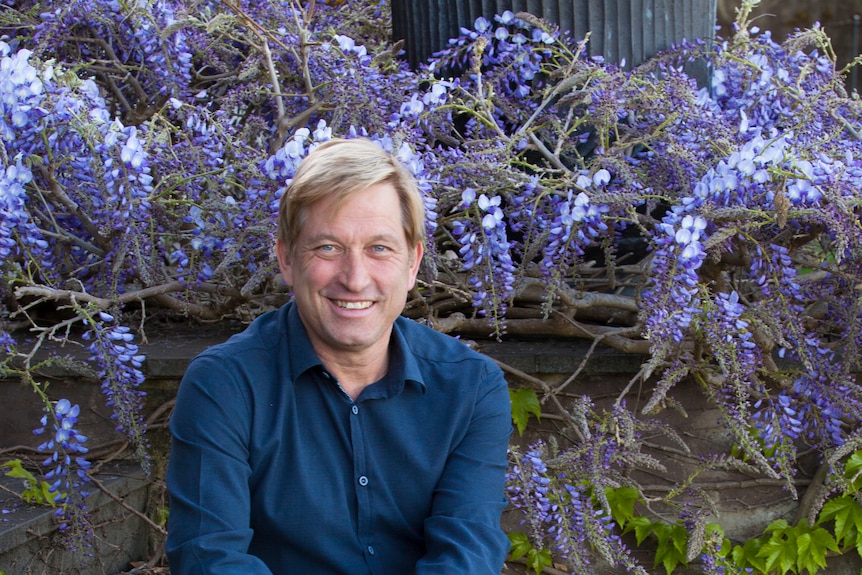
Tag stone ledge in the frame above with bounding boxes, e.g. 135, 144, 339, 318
3, 322, 646, 450
0, 462, 151, 575
21, 320, 647, 380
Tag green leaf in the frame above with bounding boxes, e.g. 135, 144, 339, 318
845, 451, 862, 489
507, 531, 552, 574
627, 515, 654, 545
846, 450, 862, 472
652, 522, 688, 575
1, 459, 57, 508
507, 531, 533, 560
605, 486, 641, 528
37, 481, 58, 507
509, 387, 541, 436
733, 537, 767, 572
758, 537, 796, 575
157, 505, 170, 527
819, 495, 862, 548
755, 521, 838, 575
670, 523, 689, 556
1, 459, 37, 483
793, 524, 838, 574
796, 532, 814, 570
525, 546, 552, 574
764, 518, 790, 535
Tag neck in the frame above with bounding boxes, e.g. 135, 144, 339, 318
315, 345, 389, 401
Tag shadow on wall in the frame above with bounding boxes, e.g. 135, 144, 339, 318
718, 0, 862, 85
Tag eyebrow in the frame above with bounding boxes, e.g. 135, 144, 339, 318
302, 232, 405, 246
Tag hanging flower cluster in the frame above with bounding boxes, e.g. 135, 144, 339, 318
83, 311, 149, 473
33, 398, 93, 554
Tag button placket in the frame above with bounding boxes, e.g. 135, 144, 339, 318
349, 399, 373, 561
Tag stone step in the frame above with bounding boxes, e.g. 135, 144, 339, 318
0, 462, 151, 575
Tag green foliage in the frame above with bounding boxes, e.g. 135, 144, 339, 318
1, 459, 58, 507
606, 485, 640, 528
651, 521, 691, 575
817, 496, 862, 556
622, 510, 698, 574
628, 515, 656, 546
752, 519, 838, 574
507, 531, 553, 574
603, 481, 861, 575
725, 450, 862, 575
507, 470, 862, 574
814, 449, 862, 559
844, 450, 862, 491
509, 448, 862, 575
509, 387, 541, 436
156, 505, 170, 528
732, 536, 768, 572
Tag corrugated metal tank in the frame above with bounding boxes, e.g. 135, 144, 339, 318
392, 0, 718, 70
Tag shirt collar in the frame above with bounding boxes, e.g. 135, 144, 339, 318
377, 319, 427, 396
285, 302, 427, 395
285, 302, 324, 380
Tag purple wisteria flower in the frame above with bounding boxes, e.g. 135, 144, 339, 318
83, 311, 149, 473
452, 188, 516, 334
33, 398, 94, 551
644, 213, 709, 347
540, 172, 611, 290
34, 399, 91, 499
507, 429, 648, 573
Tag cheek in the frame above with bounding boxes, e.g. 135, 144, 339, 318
300, 259, 342, 285
372, 259, 414, 282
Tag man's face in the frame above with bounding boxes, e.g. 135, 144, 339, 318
276, 182, 423, 361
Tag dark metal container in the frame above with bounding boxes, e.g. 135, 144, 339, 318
391, 0, 718, 70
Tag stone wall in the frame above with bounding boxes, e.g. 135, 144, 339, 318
2, 331, 861, 573
0, 463, 151, 575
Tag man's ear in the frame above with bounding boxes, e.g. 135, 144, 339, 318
408, 241, 424, 290
275, 239, 293, 287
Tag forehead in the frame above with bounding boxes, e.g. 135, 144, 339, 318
298, 183, 406, 239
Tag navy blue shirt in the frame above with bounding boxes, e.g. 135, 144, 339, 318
166, 302, 512, 574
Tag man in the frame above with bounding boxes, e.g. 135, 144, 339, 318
166, 138, 513, 574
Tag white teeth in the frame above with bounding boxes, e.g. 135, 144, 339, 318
335, 300, 373, 310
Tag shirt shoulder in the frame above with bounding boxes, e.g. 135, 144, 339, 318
394, 316, 485, 361
195, 309, 283, 362
182, 304, 301, 394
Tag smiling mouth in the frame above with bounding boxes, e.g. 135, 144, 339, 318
333, 300, 373, 310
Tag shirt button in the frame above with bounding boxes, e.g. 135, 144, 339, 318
358, 475, 368, 486
367, 545, 375, 555
351, 405, 359, 415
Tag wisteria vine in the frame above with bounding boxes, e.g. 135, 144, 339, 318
2, 0, 862, 570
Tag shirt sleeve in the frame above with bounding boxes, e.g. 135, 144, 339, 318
415, 360, 513, 574
165, 354, 274, 575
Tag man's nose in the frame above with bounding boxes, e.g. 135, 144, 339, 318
340, 250, 371, 291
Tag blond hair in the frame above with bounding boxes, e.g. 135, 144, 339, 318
276, 138, 426, 254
